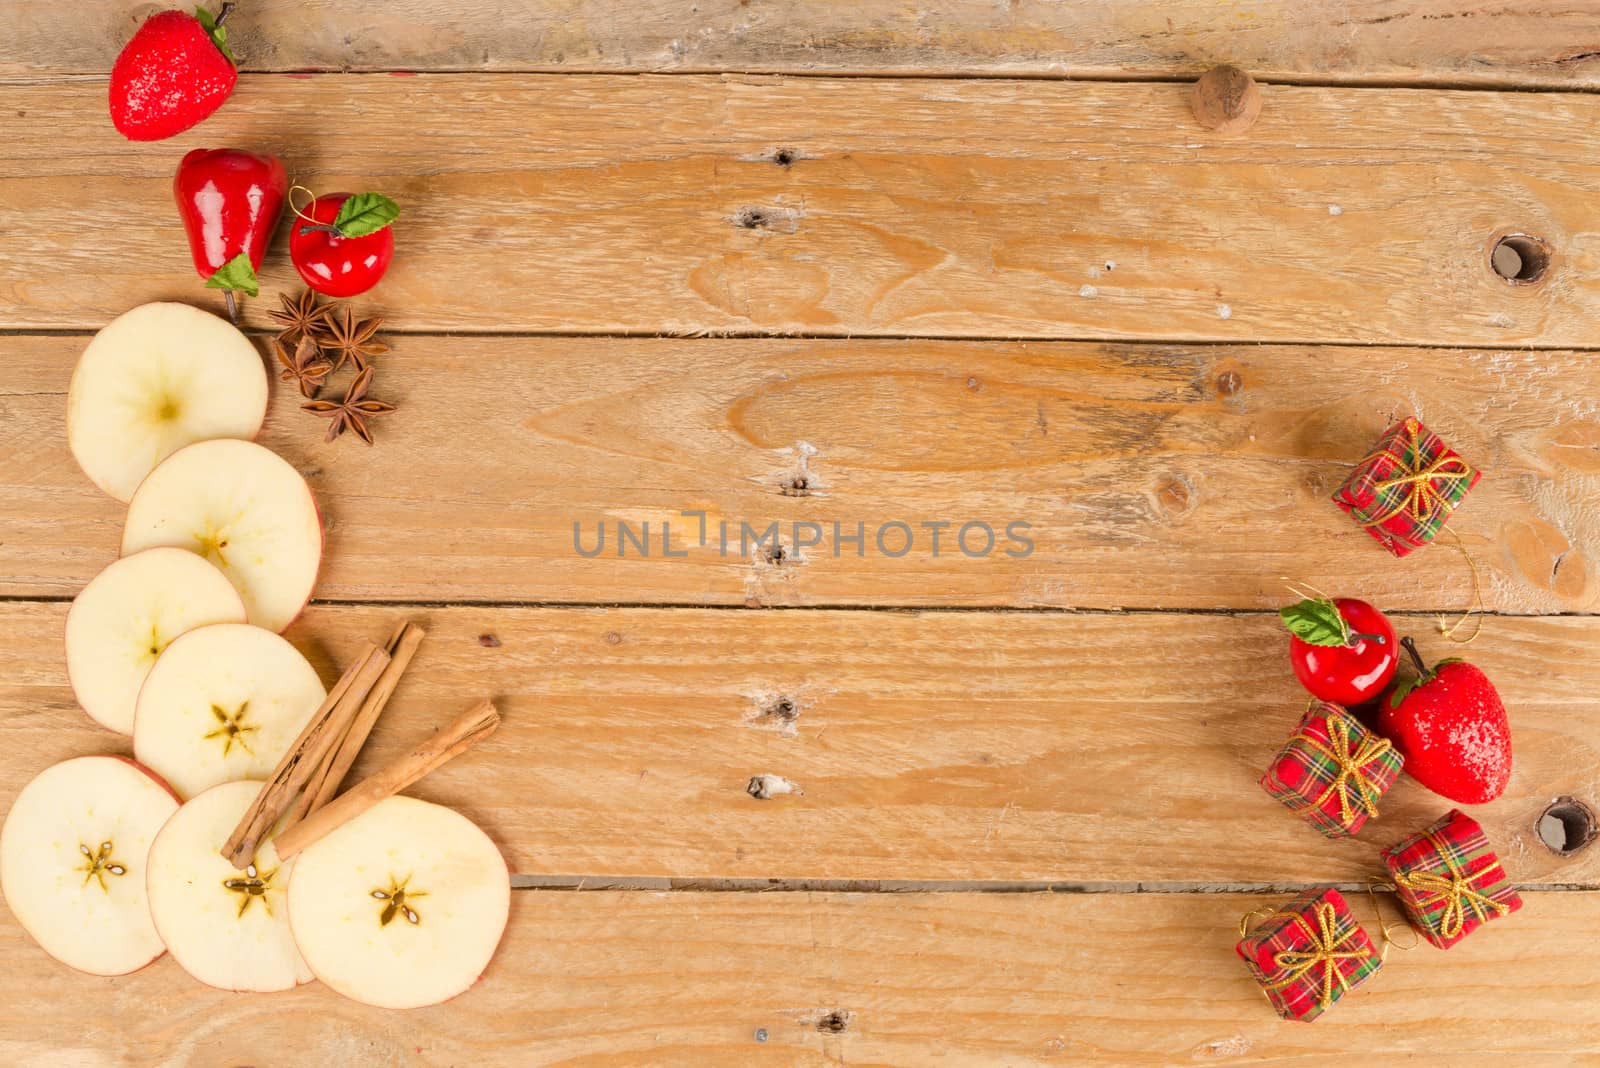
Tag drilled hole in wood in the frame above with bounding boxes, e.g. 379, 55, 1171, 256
768, 696, 798, 721
764, 543, 787, 565
1490, 234, 1551, 284
1538, 797, 1596, 856
782, 474, 810, 496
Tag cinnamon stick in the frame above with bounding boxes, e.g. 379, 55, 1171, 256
273, 698, 499, 860
291, 621, 426, 823
221, 641, 391, 868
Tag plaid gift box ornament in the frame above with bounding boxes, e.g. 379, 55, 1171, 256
1332, 417, 1480, 557
1260, 702, 1404, 838
1236, 888, 1382, 1022
1381, 809, 1522, 949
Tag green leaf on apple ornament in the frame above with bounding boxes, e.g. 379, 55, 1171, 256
205, 252, 259, 297
332, 193, 401, 238
195, 6, 238, 67
1279, 597, 1350, 647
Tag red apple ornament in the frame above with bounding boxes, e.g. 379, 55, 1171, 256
1280, 596, 1398, 706
110, 6, 238, 141
289, 192, 400, 297
1378, 637, 1512, 804
174, 148, 287, 320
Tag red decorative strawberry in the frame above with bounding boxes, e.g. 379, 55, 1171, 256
1279, 596, 1397, 706
1378, 637, 1512, 804
109, 6, 238, 141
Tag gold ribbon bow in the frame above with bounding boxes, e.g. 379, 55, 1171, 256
1297, 710, 1394, 826
1359, 419, 1476, 529
1267, 903, 1373, 1011
1393, 832, 1511, 939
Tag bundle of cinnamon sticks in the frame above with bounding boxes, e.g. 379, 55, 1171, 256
222, 620, 500, 869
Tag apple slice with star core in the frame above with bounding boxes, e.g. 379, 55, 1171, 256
66, 548, 247, 735
133, 622, 326, 799
145, 781, 313, 992
287, 796, 510, 1009
0, 756, 179, 975
67, 302, 267, 502
121, 438, 322, 632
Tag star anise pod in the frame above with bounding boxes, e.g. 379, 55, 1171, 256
268, 288, 332, 343
275, 334, 334, 399
302, 366, 396, 444
312, 305, 390, 374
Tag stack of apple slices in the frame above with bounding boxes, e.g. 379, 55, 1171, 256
2, 302, 509, 1007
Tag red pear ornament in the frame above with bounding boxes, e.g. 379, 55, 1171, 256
174, 149, 287, 322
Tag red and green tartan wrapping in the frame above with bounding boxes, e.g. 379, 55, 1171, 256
1332, 417, 1480, 557
1259, 702, 1403, 838
1381, 809, 1521, 949
1235, 888, 1381, 1022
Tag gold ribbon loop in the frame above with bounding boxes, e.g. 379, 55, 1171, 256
1393, 835, 1511, 940
1357, 419, 1477, 529
1297, 712, 1394, 826
1265, 902, 1373, 1011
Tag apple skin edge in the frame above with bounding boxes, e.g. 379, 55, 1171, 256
100, 755, 183, 805
3, 756, 179, 976
114, 439, 326, 635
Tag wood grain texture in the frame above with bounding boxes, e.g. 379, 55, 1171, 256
5, 76, 1600, 343
6, 334, 1598, 612
3, 602, 1595, 885
8, 1, 1600, 87
0, 888, 1594, 1066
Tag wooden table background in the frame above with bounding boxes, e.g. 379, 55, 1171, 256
5, 2, 1600, 1064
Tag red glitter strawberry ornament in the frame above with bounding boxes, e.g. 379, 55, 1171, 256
1378, 637, 1512, 804
109, 5, 238, 141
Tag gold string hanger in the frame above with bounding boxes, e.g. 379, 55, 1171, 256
1435, 526, 1484, 645
1365, 877, 1419, 963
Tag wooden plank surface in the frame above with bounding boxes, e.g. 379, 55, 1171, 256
0, 888, 1592, 1066
6, 335, 1599, 612
8, 1, 1600, 88
5, 77, 1600, 344
3, 602, 1593, 886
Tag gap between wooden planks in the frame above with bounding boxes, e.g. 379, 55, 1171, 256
2, 602, 1594, 886
0, 889, 1593, 1066
5, 76, 1600, 343
7, 0, 1600, 89
3, 336, 1597, 613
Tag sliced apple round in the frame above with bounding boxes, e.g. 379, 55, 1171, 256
287, 796, 510, 1009
65, 548, 248, 735
0, 755, 179, 975
121, 438, 323, 633
67, 302, 268, 502
146, 781, 313, 992
133, 622, 326, 799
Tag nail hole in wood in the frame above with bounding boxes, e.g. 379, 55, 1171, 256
817, 1011, 852, 1034
764, 543, 787, 566
767, 696, 798, 722
1490, 234, 1551, 284
772, 148, 796, 167
477, 633, 501, 648
782, 474, 810, 497
1538, 797, 1596, 856
735, 207, 770, 230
